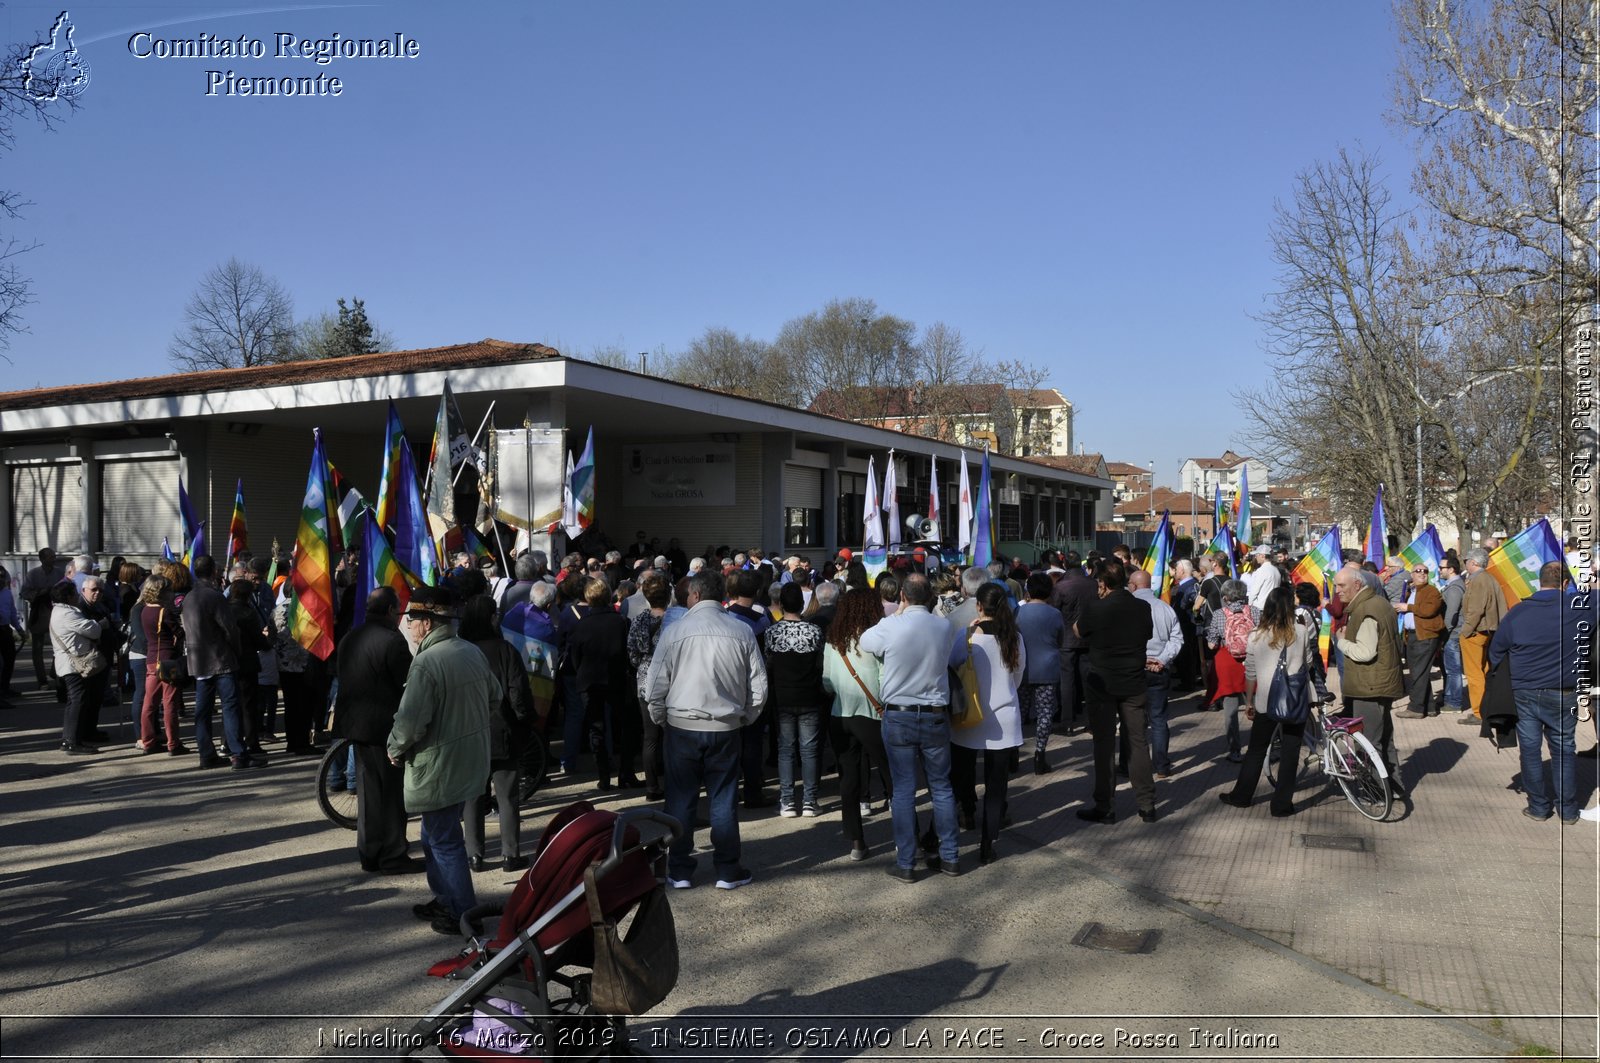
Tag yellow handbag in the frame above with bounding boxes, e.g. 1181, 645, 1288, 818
950, 632, 984, 730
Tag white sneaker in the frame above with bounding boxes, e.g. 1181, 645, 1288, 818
666, 877, 692, 890
860, 802, 874, 818
779, 804, 798, 818
802, 804, 818, 818
715, 869, 753, 890
1581, 807, 1600, 823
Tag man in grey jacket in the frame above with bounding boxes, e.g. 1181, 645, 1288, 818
645, 569, 767, 891
182, 555, 254, 770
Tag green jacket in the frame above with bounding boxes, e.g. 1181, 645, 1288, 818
1341, 588, 1404, 699
386, 626, 500, 813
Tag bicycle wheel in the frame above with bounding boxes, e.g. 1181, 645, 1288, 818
1330, 731, 1391, 821
517, 732, 551, 807
316, 738, 358, 830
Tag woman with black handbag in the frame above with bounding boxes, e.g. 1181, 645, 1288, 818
1218, 585, 1313, 817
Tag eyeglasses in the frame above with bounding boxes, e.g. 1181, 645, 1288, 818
1412, 567, 1428, 574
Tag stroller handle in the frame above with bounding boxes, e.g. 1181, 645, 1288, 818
597, 809, 682, 877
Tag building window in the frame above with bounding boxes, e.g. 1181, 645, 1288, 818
785, 507, 821, 548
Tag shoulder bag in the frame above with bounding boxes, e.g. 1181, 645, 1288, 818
949, 632, 984, 730
839, 650, 882, 714
584, 864, 679, 1015
154, 607, 187, 686
1264, 627, 1311, 723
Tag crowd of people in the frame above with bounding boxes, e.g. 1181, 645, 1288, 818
5, 525, 1595, 930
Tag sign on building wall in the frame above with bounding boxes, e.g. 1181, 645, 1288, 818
622, 442, 736, 507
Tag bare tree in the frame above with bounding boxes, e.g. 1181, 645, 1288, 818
0, 15, 85, 356
670, 327, 795, 405
774, 297, 920, 417
169, 259, 296, 371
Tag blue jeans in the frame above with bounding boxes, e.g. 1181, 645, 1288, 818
1514, 688, 1578, 820
194, 672, 245, 759
1441, 638, 1464, 710
776, 709, 822, 808
880, 709, 959, 869
421, 803, 477, 919
1222, 694, 1245, 756
128, 656, 147, 741
663, 727, 743, 883
1146, 670, 1173, 774
327, 744, 357, 791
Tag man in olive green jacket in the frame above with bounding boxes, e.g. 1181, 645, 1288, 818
387, 588, 501, 934
1332, 568, 1406, 793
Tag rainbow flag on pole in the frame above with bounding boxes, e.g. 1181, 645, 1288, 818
288, 429, 337, 660
1212, 483, 1224, 537
862, 454, 886, 581
178, 476, 201, 560
1142, 509, 1174, 602
1292, 525, 1343, 597
1486, 518, 1567, 604
1234, 465, 1251, 547
374, 401, 406, 533
1362, 484, 1387, 567
354, 505, 413, 627
1205, 525, 1239, 579
186, 522, 206, 574
1399, 524, 1446, 581
224, 479, 247, 570
570, 427, 596, 535
393, 437, 440, 586
972, 448, 995, 567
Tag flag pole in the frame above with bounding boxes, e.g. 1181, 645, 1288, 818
454, 400, 497, 487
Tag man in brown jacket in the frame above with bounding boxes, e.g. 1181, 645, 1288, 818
1457, 547, 1507, 723
1333, 568, 1405, 792
1395, 563, 1446, 718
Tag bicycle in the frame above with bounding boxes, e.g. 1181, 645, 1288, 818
1266, 704, 1392, 821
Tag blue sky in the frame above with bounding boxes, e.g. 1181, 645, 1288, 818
3, 1, 1413, 486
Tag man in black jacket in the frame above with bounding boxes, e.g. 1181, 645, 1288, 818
1073, 558, 1157, 824
182, 556, 256, 770
335, 587, 418, 873
1049, 550, 1096, 731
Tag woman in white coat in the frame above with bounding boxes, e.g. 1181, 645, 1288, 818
950, 582, 1025, 865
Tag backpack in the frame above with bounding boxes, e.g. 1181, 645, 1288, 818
1223, 607, 1255, 660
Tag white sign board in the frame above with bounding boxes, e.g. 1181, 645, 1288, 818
493, 428, 565, 530
622, 442, 736, 507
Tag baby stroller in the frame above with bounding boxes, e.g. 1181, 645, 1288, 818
409, 802, 681, 1058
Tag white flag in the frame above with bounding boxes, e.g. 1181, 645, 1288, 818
957, 450, 973, 554
863, 455, 884, 552
927, 453, 941, 538
884, 450, 901, 551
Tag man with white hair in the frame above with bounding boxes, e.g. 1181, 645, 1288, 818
945, 566, 991, 633
1457, 547, 1506, 725
674, 557, 706, 606
70, 554, 97, 594
1170, 558, 1201, 689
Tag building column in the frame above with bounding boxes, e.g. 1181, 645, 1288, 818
71, 435, 95, 556
761, 432, 793, 554
821, 443, 845, 556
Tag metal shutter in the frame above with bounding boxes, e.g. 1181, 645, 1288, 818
783, 464, 821, 509
12, 462, 85, 554
100, 459, 179, 554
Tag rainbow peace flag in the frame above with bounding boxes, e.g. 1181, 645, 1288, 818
1292, 525, 1343, 597
1205, 525, 1239, 579
1234, 465, 1251, 547
178, 476, 201, 559
571, 426, 596, 534
374, 401, 406, 533
1362, 484, 1387, 567
1486, 518, 1566, 603
161, 537, 175, 563
393, 437, 440, 586
1319, 607, 1333, 665
186, 523, 206, 574
1142, 509, 1174, 602
972, 448, 995, 567
288, 430, 337, 660
224, 479, 247, 570
1399, 524, 1446, 581
354, 505, 412, 626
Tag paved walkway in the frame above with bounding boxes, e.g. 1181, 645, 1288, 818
0, 655, 1595, 1061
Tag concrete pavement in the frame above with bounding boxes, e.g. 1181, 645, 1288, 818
0, 656, 1595, 1061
